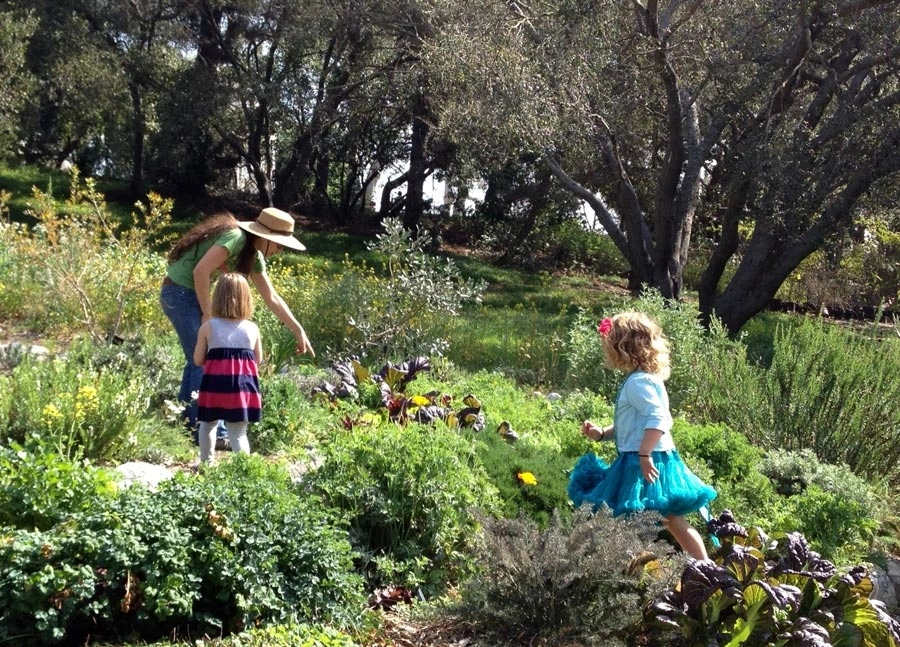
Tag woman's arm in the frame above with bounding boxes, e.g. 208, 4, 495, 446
192, 244, 230, 321
194, 321, 211, 366
249, 271, 315, 357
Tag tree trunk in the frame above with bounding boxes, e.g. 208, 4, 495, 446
380, 171, 408, 216
128, 81, 145, 198
404, 92, 429, 231
272, 132, 314, 209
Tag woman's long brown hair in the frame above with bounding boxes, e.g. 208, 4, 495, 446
166, 212, 258, 276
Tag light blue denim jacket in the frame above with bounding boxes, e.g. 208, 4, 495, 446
613, 371, 675, 453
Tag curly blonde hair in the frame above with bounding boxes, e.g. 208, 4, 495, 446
601, 311, 671, 379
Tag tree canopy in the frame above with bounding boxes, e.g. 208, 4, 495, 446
424, 0, 900, 333
3, 0, 900, 333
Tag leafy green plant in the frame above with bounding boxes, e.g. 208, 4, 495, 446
312, 356, 487, 433
0, 438, 118, 531
0, 454, 365, 646
210, 623, 364, 646
300, 423, 500, 595
454, 507, 686, 646
649, 510, 900, 647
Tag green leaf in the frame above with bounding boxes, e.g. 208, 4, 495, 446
351, 359, 370, 384
723, 588, 767, 647
841, 604, 895, 647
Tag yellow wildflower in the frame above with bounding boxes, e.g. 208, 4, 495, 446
41, 404, 64, 427
74, 384, 99, 417
517, 471, 538, 486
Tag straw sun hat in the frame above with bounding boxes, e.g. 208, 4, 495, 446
236, 207, 306, 251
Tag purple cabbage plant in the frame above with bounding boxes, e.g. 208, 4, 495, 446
647, 510, 900, 646
312, 356, 485, 430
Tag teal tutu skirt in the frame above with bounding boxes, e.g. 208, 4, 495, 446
568, 449, 716, 518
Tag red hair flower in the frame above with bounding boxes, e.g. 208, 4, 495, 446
597, 317, 613, 337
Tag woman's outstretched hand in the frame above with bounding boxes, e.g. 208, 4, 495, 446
295, 329, 315, 358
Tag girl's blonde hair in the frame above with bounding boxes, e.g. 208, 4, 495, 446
602, 311, 671, 379
211, 273, 254, 320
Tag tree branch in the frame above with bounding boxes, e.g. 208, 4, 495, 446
541, 154, 630, 257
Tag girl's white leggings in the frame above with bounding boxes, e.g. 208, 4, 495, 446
198, 420, 250, 463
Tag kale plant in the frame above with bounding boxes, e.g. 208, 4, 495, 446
647, 510, 900, 646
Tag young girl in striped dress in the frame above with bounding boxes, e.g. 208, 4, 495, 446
193, 273, 263, 463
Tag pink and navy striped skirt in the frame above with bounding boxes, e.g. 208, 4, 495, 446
197, 347, 261, 423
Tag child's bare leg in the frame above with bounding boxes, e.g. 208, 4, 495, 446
664, 515, 709, 560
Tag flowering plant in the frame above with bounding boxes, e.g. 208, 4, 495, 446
597, 317, 612, 337
517, 471, 538, 486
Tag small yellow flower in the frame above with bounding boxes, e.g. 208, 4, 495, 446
76, 385, 99, 402
73, 384, 100, 418
41, 404, 64, 427
517, 471, 538, 486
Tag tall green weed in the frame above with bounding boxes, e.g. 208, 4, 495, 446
0, 170, 172, 339
695, 318, 900, 483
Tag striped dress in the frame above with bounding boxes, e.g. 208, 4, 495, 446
197, 318, 261, 423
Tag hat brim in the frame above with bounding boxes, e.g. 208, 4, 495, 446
236, 220, 306, 251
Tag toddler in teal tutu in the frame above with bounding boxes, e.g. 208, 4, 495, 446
568, 311, 716, 560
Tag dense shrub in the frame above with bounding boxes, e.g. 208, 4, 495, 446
759, 448, 887, 561
301, 424, 500, 595
275, 217, 486, 364
0, 454, 365, 646
453, 507, 687, 646
0, 341, 171, 461
672, 420, 763, 485
695, 318, 900, 483
542, 220, 630, 276
672, 426, 886, 563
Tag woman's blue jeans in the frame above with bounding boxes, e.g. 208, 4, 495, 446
160, 283, 203, 429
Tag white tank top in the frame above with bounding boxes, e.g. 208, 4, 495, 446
207, 318, 259, 352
